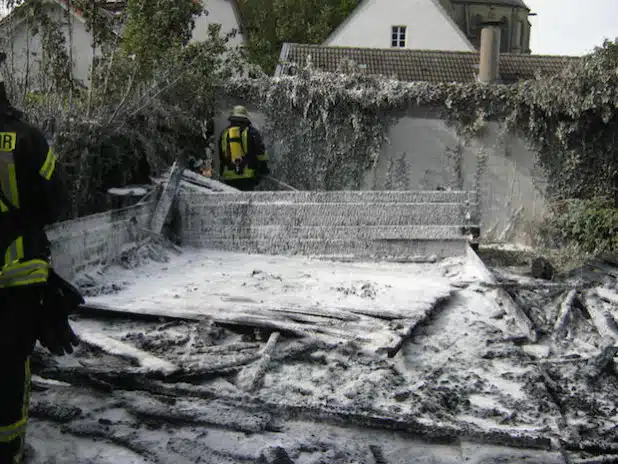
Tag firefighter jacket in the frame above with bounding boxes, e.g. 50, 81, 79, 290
0, 103, 68, 289
218, 122, 268, 180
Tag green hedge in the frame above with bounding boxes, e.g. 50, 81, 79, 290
542, 198, 618, 254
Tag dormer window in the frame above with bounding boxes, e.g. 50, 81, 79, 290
391, 26, 406, 48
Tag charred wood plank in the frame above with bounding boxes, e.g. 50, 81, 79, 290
125, 395, 275, 434
584, 290, 618, 341
150, 160, 185, 235
553, 289, 579, 341
237, 331, 280, 391
212, 313, 369, 344
466, 246, 537, 342
74, 324, 179, 375
382, 294, 453, 358
369, 444, 389, 464
77, 302, 200, 323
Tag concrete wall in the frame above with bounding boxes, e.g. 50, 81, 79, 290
46, 199, 156, 280
323, 0, 473, 51
362, 117, 546, 244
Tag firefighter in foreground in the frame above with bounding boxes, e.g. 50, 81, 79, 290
0, 58, 81, 463
218, 105, 269, 190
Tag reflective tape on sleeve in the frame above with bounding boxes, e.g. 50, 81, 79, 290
0, 259, 49, 288
0, 417, 26, 443
39, 148, 57, 181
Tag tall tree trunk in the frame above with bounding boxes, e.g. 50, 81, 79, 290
86, 0, 96, 118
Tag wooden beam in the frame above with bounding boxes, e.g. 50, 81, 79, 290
181, 169, 239, 192
466, 245, 537, 342
237, 331, 281, 391
149, 161, 185, 235
552, 289, 578, 341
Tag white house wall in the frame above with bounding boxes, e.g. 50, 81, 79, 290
49, 4, 95, 86
1, 3, 94, 88
191, 0, 245, 46
2, 18, 42, 90
325, 0, 473, 51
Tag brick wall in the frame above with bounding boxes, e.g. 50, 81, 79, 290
177, 190, 477, 261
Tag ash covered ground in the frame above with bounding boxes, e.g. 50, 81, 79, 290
26, 245, 618, 463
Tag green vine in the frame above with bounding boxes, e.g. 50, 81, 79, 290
222, 40, 618, 202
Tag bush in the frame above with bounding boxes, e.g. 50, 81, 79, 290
540, 198, 618, 255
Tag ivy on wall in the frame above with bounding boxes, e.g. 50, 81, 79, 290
221, 41, 618, 204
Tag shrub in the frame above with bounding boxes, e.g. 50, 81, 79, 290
540, 198, 618, 255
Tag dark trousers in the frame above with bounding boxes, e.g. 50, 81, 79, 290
223, 177, 259, 191
0, 288, 40, 464
0, 358, 31, 464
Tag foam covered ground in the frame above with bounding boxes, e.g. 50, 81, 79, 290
27, 248, 618, 463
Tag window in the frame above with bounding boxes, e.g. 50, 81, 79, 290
518, 20, 525, 50
500, 16, 509, 52
391, 26, 406, 48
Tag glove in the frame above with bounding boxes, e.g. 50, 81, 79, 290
37, 308, 79, 355
37, 271, 83, 356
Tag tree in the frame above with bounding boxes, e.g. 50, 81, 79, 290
0, 0, 240, 218
236, 0, 360, 74
121, 0, 203, 76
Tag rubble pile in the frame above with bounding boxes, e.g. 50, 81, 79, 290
26, 248, 618, 463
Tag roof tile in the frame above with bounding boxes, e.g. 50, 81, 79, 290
279, 44, 580, 83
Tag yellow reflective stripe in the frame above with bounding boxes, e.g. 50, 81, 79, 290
0, 417, 26, 443
6, 162, 23, 264
39, 148, 57, 180
0, 132, 16, 152
0, 358, 30, 457
242, 128, 248, 154
4, 238, 24, 266
0, 153, 15, 213
0, 259, 49, 288
0, 153, 24, 265
221, 167, 256, 180
257, 151, 268, 162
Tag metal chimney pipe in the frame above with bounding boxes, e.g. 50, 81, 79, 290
478, 21, 502, 84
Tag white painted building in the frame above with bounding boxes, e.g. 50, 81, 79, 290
0, 0, 245, 89
323, 0, 474, 52
192, 0, 245, 47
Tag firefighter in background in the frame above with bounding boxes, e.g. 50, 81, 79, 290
0, 54, 80, 463
218, 105, 269, 191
